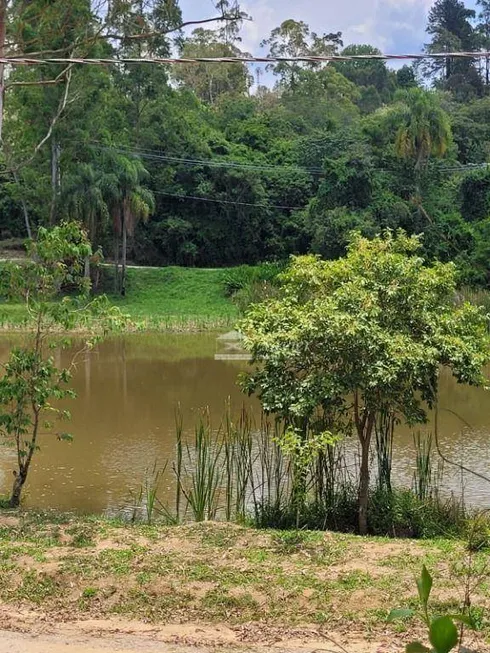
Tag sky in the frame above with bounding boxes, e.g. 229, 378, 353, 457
179, 0, 479, 58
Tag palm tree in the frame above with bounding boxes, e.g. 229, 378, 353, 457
394, 88, 451, 170
392, 88, 452, 222
62, 163, 109, 244
102, 153, 155, 295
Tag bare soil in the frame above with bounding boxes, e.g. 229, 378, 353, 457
0, 607, 395, 653
0, 514, 488, 653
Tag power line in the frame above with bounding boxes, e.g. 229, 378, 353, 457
152, 189, 303, 210
4, 51, 490, 66
92, 144, 325, 175
91, 143, 490, 176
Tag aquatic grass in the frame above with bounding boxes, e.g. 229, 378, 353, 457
178, 410, 225, 521
127, 462, 176, 525
110, 402, 481, 539
413, 431, 433, 502
175, 406, 184, 522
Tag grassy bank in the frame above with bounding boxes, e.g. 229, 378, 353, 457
0, 265, 238, 332
0, 512, 488, 650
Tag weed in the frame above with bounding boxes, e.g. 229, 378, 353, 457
336, 571, 375, 590
81, 586, 98, 598
13, 570, 60, 603
67, 524, 95, 548
201, 587, 260, 620
272, 530, 312, 553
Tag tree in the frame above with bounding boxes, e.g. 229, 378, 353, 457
0, 222, 125, 507
477, 0, 490, 86
333, 44, 395, 112
393, 89, 452, 170
240, 231, 488, 534
396, 65, 418, 89
261, 20, 342, 89
175, 28, 252, 104
391, 88, 452, 221
424, 0, 480, 94
62, 163, 110, 245
103, 154, 155, 295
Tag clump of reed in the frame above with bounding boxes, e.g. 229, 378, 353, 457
125, 405, 473, 539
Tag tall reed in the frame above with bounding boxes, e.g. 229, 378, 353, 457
174, 405, 183, 522
177, 410, 224, 521
375, 409, 395, 493
125, 404, 467, 538
413, 431, 433, 501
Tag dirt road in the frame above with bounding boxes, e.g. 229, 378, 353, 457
0, 629, 182, 653
0, 629, 392, 653
0, 607, 392, 653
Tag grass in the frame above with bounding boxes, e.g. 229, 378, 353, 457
0, 264, 238, 332
0, 511, 488, 649
114, 267, 236, 320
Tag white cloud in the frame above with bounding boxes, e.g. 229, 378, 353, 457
179, 0, 439, 54
240, 1, 278, 53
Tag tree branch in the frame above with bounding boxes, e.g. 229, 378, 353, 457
105, 14, 248, 41
13, 64, 74, 173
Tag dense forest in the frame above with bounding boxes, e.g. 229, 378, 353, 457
3, 0, 490, 285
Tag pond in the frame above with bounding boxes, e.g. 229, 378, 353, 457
0, 333, 489, 514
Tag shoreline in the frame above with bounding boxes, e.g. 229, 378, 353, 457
0, 511, 488, 651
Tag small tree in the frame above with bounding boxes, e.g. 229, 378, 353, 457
240, 231, 489, 534
0, 221, 125, 508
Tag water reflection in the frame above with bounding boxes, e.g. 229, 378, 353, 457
0, 334, 489, 513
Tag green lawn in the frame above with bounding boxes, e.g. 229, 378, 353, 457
0, 265, 238, 331
0, 514, 488, 649
113, 266, 236, 323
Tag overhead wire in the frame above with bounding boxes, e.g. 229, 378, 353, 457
90, 143, 326, 175
3, 51, 490, 66
88, 142, 490, 176
151, 190, 304, 210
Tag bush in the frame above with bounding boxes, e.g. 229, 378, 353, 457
222, 262, 285, 297
253, 486, 467, 539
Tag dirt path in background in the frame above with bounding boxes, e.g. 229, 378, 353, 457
0, 607, 396, 653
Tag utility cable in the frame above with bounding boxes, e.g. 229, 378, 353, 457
4, 50, 490, 66
151, 189, 304, 210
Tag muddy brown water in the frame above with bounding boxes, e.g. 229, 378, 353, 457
0, 333, 489, 514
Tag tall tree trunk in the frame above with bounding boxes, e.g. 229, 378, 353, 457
121, 216, 127, 296
358, 435, 371, 535
114, 234, 120, 293
9, 471, 26, 508
50, 140, 61, 224
12, 170, 33, 239
354, 391, 375, 535
0, 0, 6, 145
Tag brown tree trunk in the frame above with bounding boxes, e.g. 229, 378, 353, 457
13, 170, 33, 239
0, 0, 6, 145
121, 216, 127, 296
358, 436, 371, 535
114, 234, 120, 293
354, 391, 375, 535
50, 140, 61, 224
9, 471, 26, 508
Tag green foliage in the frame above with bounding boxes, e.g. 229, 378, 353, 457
0, 222, 125, 507
389, 565, 476, 652
222, 262, 285, 297
254, 486, 466, 538
240, 231, 489, 533
4, 2, 490, 283
393, 89, 452, 170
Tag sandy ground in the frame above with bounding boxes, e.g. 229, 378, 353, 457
0, 607, 397, 653
0, 517, 487, 653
